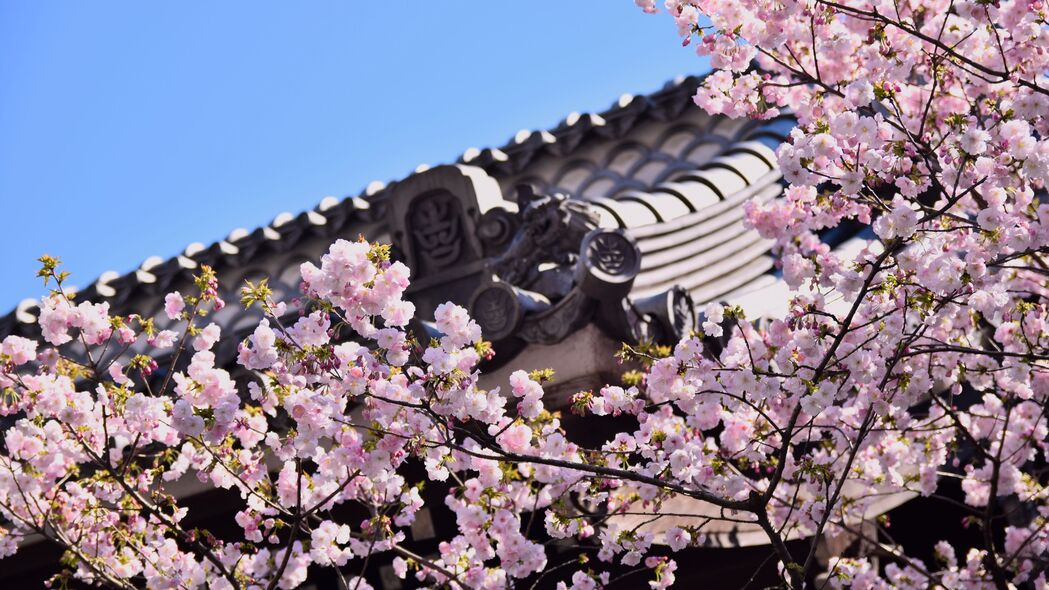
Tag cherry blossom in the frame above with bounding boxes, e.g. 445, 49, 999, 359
0, 1, 1046, 586
638, 0, 1049, 586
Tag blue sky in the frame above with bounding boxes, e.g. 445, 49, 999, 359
0, 1, 706, 311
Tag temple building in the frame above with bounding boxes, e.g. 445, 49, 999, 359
0, 73, 929, 588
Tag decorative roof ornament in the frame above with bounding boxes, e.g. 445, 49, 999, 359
0, 73, 795, 362
386, 165, 695, 357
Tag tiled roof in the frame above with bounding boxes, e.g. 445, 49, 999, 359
0, 72, 903, 556
0, 73, 793, 341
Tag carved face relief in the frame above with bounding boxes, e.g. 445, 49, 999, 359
586, 232, 637, 276
409, 191, 463, 270
470, 284, 520, 340
476, 291, 510, 333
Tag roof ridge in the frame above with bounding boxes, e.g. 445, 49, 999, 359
0, 73, 708, 331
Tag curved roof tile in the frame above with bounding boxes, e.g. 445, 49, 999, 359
0, 73, 798, 338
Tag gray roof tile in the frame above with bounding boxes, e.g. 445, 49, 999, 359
0, 73, 797, 339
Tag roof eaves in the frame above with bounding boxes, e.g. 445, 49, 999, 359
0, 73, 711, 335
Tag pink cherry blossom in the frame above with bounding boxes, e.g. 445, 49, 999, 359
2, 5, 1048, 587
164, 291, 185, 320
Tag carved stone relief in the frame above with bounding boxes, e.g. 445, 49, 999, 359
386, 165, 694, 354
409, 190, 465, 272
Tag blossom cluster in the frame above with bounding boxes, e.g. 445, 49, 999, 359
637, 0, 1049, 586
0, 241, 688, 589
0, 0, 1045, 586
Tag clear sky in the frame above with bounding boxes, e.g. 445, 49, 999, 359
0, 1, 706, 312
